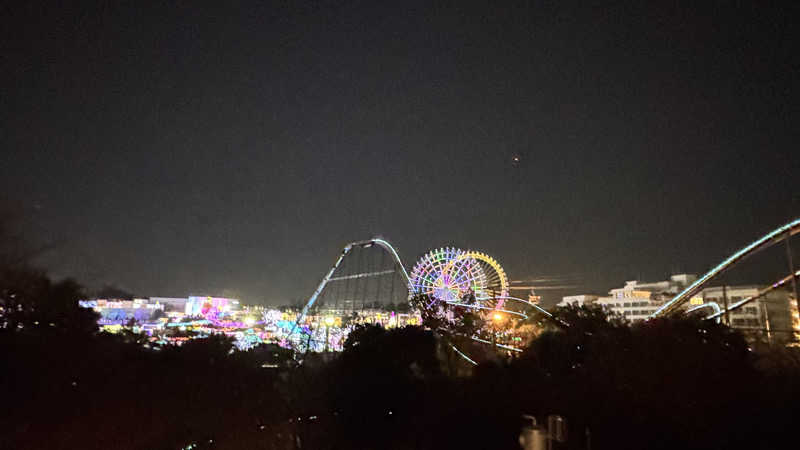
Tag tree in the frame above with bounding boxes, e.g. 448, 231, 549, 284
0, 206, 99, 335
165, 333, 234, 365
507, 304, 762, 450
409, 293, 494, 369
326, 324, 442, 448
1, 267, 99, 335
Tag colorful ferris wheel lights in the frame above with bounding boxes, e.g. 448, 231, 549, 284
408, 247, 508, 306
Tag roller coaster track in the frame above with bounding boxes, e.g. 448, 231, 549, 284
651, 218, 800, 318
293, 239, 568, 362
290, 238, 409, 336
705, 269, 800, 320
686, 302, 722, 323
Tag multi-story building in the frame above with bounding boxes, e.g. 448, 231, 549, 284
559, 274, 800, 344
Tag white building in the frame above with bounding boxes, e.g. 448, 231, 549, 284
559, 274, 800, 344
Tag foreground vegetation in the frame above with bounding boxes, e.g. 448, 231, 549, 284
2, 267, 799, 450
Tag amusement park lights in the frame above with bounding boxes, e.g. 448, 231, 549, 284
284, 237, 548, 359
407, 246, 537, 361
408, 247, 509, 305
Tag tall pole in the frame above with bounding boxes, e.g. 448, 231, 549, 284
761, 295, 771, 345
786, 231, 799, 318
722, 285, 730, 326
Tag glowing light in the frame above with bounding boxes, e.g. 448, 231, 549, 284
244, 316, 255, 326
482, 296, 561, 321
372, 238, 410, 282
493, 312, 504, 322
325, 316, 335, 326
686, 302, 722, 323
444, 301, 527, 318
470, 336, 523, 352
450, 344, 478, 365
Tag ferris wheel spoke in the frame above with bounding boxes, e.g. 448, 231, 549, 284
450, 257, 475, 287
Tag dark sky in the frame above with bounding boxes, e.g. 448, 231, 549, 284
3, 1, 798, 305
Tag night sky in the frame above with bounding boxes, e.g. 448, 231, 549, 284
3, 1, 798, 305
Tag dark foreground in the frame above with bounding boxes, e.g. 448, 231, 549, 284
2, 273, 799, 449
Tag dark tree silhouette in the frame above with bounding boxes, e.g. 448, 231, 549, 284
1, 267, 99, 334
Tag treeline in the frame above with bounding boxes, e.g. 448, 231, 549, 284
2, 266, 800, 449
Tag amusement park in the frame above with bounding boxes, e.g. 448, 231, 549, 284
72, 218, 800, 365
69, 239, 592, 362
4, 3, 800, 448
5, 217, 799, 449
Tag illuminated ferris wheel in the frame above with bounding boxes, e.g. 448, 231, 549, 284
408, 247, 508, 307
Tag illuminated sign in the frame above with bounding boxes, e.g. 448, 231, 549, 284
185, 296, 237, 318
